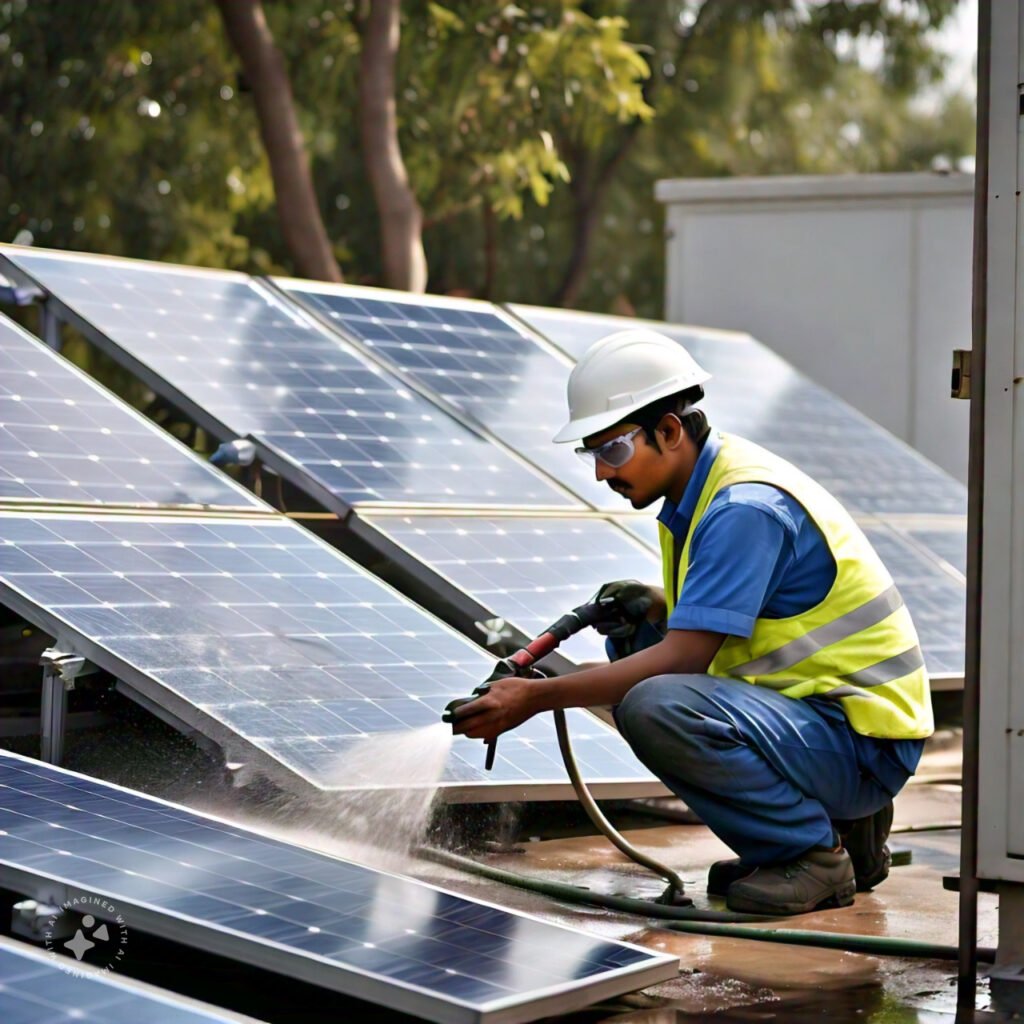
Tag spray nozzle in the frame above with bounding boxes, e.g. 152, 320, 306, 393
442, 681, 497, 769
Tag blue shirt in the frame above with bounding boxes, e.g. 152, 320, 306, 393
661, 432, 836, 638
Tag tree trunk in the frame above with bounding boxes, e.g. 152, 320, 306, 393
358, 0, 428, 293
481, 202, 498, 299
551, 130, 637, 308
551, 0, 718, 307
215, 0, 342, 282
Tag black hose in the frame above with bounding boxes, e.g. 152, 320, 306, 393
552, 708, 687, 901
891, 822, 962, 834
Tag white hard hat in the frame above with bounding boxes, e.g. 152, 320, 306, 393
553, 328, 711, 443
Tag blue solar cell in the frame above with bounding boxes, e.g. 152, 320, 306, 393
612, 515, 660, 553
901, 524, 967, 578
0, 312, 259, 511
363, 514, 661, 663
279, 281, 618, 510
0, 249, 574, 510
0, 937, 249, 1023
0, 752, 676, 1023
858, 519, 966, 678
0, 511, 654, 796
510, 304, 968, 519
506, 303, 711, 362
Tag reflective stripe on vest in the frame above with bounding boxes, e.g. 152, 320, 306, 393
726, 584, 904, 678
661, 432, 934, 740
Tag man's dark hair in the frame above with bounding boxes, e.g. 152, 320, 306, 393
615, 386, 709, 450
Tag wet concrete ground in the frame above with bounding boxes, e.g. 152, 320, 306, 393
409, 743, 999, 1022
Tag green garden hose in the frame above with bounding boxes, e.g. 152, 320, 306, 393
418, 845, 770, 923
418, 846, 996, 963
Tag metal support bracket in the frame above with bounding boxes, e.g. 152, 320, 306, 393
40, 648, 96, 765
951, 348, 972, 399
39, 302, 62, 351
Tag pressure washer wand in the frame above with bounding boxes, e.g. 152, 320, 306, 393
441, 597, 613, 769
441, 592, 691, 906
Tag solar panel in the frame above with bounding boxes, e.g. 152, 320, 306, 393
858, 518, 966, 680
611, 515, 660, 553
0, 510, 657, 799
0, 311, 260, 512
509, 304, 967, 519
899, 522, 967, 578
278, 280, 618, 511
0, 752, 678, 1024
0, 248, 575, 511
361, 514, 661, 664
507, 303, 718, 362
0, 936, 255, 1023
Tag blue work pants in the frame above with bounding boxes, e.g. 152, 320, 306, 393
613, 674, 918, 865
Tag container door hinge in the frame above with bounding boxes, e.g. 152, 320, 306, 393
951, 349, 972, 399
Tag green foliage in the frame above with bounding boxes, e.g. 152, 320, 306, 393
403, 3, 650, 223
0, 0, 975, 320
0, 0, 284, 271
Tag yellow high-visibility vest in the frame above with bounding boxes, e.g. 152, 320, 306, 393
659, 432, 934, 740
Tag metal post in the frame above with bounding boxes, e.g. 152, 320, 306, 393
38, 649, 93, 766
957, 0, 991, 1014
39, 302, 61, 351
39, 663, 67, 765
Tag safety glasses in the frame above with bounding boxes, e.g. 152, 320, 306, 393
574, 427, 643, 469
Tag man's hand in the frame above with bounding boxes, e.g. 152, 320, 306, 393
593, 580, 667, 637
450, 675, 542, 744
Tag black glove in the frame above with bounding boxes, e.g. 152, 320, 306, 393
592, 580, 658, 638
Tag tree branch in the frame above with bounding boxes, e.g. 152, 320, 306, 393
551, 0, 720, 306
214, 0, 342, 282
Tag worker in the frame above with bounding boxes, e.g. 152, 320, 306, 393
452, 329, 934, 916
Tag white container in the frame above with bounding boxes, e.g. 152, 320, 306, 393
656, 172, 974, 482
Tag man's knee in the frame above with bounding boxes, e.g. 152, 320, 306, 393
614, 674, 717, 752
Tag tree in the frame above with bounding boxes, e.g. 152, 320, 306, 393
399, 3, 653, 296
356, 0, 427, 292
215, 0, 342, 281
0, 0, 973, 318
539, 0, 964, 307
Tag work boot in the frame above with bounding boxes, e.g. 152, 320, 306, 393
725, 848, 856, 915
835, 800, 894, 892
706, 858, 756, 897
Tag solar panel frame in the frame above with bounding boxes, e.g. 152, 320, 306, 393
0, 509, 660, 801
0, 247, 580, 514
0, 311, 264, 513
0, 751, 678, 1024
0, 935, 261, 1023
504, 302, 742, 362
274, 278, 620, 512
